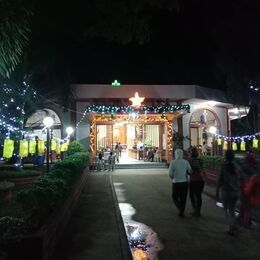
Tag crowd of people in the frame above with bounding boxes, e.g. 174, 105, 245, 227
169, 147, 260, 237
89, 143, 122, 172
136, 146, 162, 162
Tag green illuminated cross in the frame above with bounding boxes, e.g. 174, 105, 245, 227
112, 80, 121, 87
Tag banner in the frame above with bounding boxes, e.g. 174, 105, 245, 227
19, 140, 29, 158
240, 141, 246, 151
232, 142, 238, 151
29, 140, 36, 154
56, 143, 61, 155
3, 139, 14, 159
253, 138, 258, 149
61, 142, 68, 152
38, 140, 45, 155
51, 140, 57, 151
223, 141, 228, 150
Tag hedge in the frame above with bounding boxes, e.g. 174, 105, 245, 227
200, 155, 224, 170
0, 152, 89, 238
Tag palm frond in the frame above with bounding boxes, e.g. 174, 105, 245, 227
0, 0, 33, 79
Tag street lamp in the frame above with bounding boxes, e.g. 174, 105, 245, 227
43, 116, 54, 173
209, 126, 217, 156
66, 126, 74, 136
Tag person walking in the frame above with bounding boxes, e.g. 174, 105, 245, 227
118, 142, 122, 157
169, 149, 192, 217
108, 152, 115, 171
244, 172, 260, 226
189, 147, 206, 217
238, 149, 257, 228
202, 141, 208, 155
216, 150, 241, 236
115, 145, 120, 163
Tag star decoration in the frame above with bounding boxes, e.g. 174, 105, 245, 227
129, 92, 145, 107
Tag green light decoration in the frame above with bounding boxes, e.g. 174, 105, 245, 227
85, 104, 190, 114
112, 80, 121, 87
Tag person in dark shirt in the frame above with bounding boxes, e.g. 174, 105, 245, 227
216, 150, 240, 236
189, 148, 206, 217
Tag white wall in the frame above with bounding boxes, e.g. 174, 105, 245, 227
75, 102, 90, 150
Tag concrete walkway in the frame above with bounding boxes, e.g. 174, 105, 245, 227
53, 169, 260, 260
53, 171, 131, 260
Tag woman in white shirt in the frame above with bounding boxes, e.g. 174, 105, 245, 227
169, 149, 192, 217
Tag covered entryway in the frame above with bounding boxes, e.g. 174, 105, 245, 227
89, 113, 182, 163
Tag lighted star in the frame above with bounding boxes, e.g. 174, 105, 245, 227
129, 92, 145, 107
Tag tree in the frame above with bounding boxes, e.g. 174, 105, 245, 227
0, 0, 33, 79
82, 0, 180, 44
0, 76, 38, 153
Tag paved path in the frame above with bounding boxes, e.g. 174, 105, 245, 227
53, 171, 131, 260
54, 168, 260, 260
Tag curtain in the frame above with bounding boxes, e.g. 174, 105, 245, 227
145, 125, 159, 147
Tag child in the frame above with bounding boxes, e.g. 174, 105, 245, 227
108, 152, 115, 171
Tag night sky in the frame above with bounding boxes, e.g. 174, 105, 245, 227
27, 0, 260, 91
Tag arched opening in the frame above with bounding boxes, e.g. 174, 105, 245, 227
24, 108, 62, 140
189, 108, 221, 152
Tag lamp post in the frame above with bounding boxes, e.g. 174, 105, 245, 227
66, 126, 74, 137
43, 116, 54, 173
209, 126, 217, 156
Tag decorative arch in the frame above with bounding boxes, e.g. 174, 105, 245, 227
24, 108, 62, 140
189, 108, 221, 148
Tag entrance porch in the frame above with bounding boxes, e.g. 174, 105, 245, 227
88, 113, 180, 163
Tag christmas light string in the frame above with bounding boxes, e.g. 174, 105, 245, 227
0, 81, 37, 137
75, 104, 190, 129
1, 79, 259, 159
212, 132, 260, 142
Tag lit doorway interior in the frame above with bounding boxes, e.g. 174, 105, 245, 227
96, 123, 160, 152
90, 113, 178, 163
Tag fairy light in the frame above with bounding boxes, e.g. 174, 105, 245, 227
0, 80, 37, 143
212, 131, 260, 142
74, 104, 191, 129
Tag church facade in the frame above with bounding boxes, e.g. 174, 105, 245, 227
71, 84, 245, 162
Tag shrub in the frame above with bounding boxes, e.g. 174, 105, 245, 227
51, 152, 89, 175
67, 141, 84, 155
0, 169, 41, 178
0, 216, 27, 239
201, 155, 224, 170
17, 177, 68, 225
16, 152, 89, 228
0, 181, 14, 190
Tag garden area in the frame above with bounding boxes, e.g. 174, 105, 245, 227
0, 141, 89, 260
201, 151, 260, 185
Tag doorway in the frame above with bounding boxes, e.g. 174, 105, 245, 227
96, 122, 161, 161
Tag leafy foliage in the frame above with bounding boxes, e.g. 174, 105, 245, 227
172, 130, 190, 150
200, 155, 224, 170
0, 181, 14, 190
16, 152, 89, 228
0, 78, 38, 153
0, 0, 33, 79
0, 216, 27, 239
67, 141, 84, 155
0, 169, 41, 178
82, 0, 180, 44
